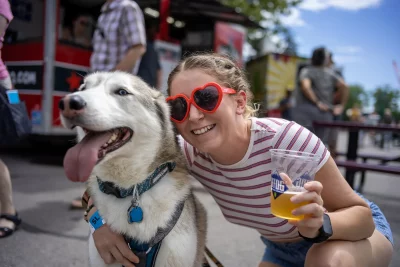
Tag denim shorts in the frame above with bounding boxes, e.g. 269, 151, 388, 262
261, 192, 393, 267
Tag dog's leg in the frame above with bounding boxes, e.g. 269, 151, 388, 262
154, 229, 198, 267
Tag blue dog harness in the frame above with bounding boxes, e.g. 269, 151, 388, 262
97, 162, 185, 267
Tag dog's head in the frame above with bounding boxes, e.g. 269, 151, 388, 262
59, 71, 177, 185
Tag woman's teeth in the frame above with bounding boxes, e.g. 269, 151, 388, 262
193, 125, 215, 135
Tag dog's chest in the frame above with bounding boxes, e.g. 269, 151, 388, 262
89, 178, 187, 242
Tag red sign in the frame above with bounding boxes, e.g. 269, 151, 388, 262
214, 22, 245, 66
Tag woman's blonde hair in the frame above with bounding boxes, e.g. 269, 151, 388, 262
167, 52, 258, 119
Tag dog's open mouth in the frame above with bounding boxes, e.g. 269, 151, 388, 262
63, 127, 133, 182
83, 127, 133, 160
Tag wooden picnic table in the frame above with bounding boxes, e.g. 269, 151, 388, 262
312, 120, 400, 189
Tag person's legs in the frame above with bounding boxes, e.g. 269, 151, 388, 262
305, 230, 393, 267
259, 236, 312, 267
0, 159, 19, 237
305, 192, 393, 267
259, 262, 282, 267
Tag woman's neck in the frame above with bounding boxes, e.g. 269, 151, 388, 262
208, 118, 252, 165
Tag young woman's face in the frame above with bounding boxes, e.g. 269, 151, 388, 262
169, 70, 239, 153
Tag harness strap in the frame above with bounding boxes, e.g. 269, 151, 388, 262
124, 200, 186, 266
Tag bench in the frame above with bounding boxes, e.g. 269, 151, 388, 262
335, 151, 400, 163
335, 151, 400, 192
335, 159, 400, 192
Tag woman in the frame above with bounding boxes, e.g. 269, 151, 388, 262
83, 53, 393, 267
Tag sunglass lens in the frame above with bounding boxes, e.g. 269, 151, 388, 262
193, 86, 220, 111
168, 97, 188, 121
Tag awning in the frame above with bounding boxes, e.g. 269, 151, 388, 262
137, 0, 262, 29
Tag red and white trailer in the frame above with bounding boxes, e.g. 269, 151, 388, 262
3, 0, 258, 139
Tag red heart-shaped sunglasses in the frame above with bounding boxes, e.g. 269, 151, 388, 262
166, 82, 237, 123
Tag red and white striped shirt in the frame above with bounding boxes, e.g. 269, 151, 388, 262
180, 117, 330, 241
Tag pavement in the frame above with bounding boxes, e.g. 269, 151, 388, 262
0, 131, 399, 267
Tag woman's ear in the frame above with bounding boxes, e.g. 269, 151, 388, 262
235, 91, 247, 115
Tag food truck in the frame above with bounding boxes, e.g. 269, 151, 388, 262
3, 0, 259, 139
246, 53, 308, 117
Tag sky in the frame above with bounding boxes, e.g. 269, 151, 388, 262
259, 0, 400, 92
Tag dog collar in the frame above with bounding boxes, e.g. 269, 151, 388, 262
97, 162, 176, 224
97, 162, 176, 199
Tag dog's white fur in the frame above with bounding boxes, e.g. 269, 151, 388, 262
60, 72, 207, 267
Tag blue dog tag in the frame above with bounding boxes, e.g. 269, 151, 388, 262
128, 206, 143, 223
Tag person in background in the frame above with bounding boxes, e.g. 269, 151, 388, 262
0, 0, 22, 238
278, 89, 294, 121
60, 13, 93, 48
71, 0, 147, 209
327, 53, 346, 157
137, 19, 162, 90
365, 110, 381, 146
90, 0, 146, 74
381, 108, 393, 149
292, 47, 348, 145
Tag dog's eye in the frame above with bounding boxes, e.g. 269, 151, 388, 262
115, 89, 129, 96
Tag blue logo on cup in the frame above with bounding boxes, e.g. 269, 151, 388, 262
271, 172, 288, 199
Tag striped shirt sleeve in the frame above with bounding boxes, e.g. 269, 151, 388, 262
271, 121, 330, 172
120, 3, 146, 48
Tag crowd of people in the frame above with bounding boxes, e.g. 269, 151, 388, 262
0, 0, 396, 266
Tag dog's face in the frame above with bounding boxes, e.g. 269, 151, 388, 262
59, 71, 170, 183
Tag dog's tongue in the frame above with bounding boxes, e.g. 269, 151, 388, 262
63, 131, 113, 182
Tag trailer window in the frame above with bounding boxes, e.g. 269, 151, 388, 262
58, 1, 98, 50
4, 0, 44, 44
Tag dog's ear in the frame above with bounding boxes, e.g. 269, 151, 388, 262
150, 89, 164, 100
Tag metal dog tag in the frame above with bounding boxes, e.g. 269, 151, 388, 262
128, 205, 143, 223
127, 186, 143, 223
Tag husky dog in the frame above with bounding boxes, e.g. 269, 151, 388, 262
59, 72, 207, 267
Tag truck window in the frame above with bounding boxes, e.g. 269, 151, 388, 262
5, 0, 44, 44
58, 0, 100, 50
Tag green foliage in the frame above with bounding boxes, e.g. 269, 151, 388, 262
222, 0, 302, 54
345, 84, 369, 112
373, 85, 400, 119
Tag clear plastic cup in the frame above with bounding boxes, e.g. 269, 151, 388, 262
270, 149, 321, 220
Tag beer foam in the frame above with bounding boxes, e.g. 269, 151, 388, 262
287, 185, 306, 193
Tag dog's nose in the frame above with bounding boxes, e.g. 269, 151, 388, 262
59, 95, 86, 118
69, 95, 86, 110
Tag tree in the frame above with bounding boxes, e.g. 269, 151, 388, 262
344, 84, 369, 113
282, 28, 297, 56
372, 85, 400, 118
222, 0, 302, 55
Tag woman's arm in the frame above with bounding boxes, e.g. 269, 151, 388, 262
316, 157, 375, 241
83, 192, 139, 267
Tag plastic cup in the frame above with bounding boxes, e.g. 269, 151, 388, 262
270, 149, 321, 220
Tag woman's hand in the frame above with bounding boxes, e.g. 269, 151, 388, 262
288, 181, 325, 238
92, 223, 140, 267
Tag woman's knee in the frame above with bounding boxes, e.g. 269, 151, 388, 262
305, 242, 356, 267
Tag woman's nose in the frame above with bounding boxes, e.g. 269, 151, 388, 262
188, 103, 204, 122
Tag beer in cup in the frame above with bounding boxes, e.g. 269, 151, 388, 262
270, 149, 321, 220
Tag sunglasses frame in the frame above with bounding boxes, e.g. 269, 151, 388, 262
166, 82, 237, 123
